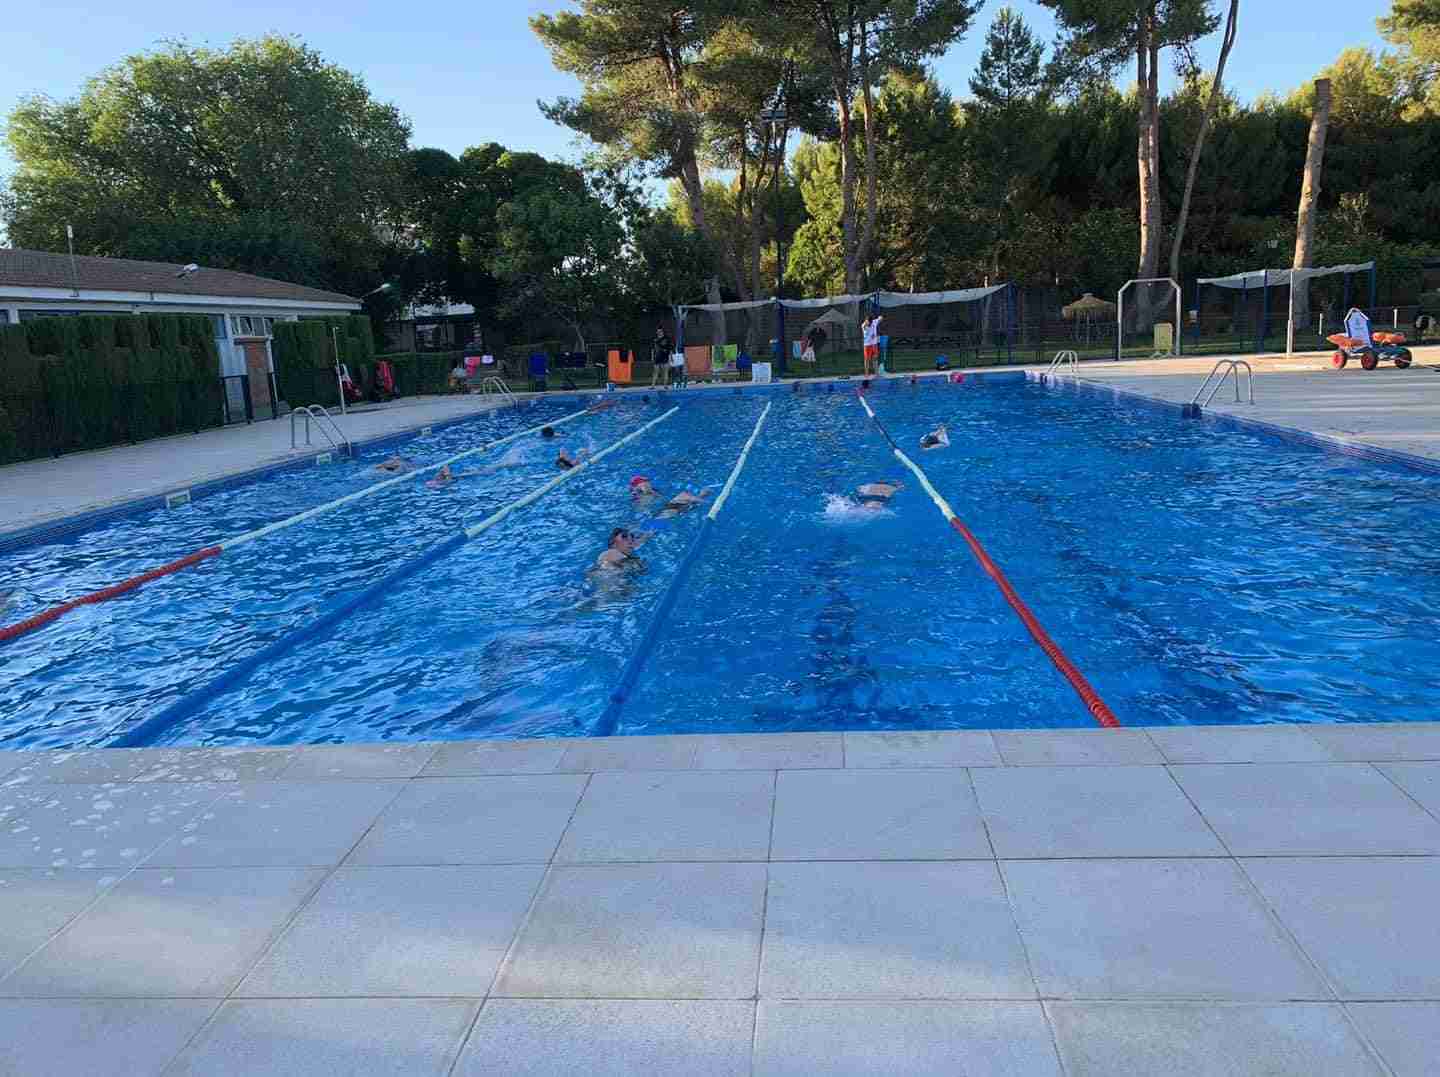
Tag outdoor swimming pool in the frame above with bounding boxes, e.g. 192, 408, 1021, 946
3, 374, 1439, 749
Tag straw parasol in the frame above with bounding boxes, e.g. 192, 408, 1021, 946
1062, 293, 1117, 321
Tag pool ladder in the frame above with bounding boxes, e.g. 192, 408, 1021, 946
1045, 350, 1079, 381
290, 405, 352, 457
1191, 360, 1255, 409
481, 377, 517, 403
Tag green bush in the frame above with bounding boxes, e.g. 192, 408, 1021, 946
378, 351, 465, 395
0, 312, 223, 463
271, 314, 375, 407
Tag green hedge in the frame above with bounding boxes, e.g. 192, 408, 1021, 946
0, 313, 223, 464
271, 315, 377, 408
377, 351, 466, 396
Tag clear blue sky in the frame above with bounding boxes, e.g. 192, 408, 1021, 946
0, 0, 1393, 178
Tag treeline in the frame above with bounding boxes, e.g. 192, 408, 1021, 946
4, 4, 1438, 350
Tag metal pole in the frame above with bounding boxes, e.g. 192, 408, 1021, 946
1174, 282, 1181, 356
332, 327, 347, 416
1116, 286, 1124, 362
1287, 270, 1296, 355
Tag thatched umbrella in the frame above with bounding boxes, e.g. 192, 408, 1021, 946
1062, 293, 1117, 343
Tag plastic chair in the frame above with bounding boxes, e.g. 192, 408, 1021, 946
528, 353, 548, 392
607, 349, 633, 385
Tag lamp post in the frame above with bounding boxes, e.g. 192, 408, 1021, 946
760, 106, 788, 376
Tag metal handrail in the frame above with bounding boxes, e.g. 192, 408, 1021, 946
1191, 360, 1255, 407
481, 376, 517, 402
290, 405, 352, 456
1046, 350, 1079, 379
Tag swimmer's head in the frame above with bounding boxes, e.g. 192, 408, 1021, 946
609, 527, 640, 551
541, 426, 556, 438
630, 475, 654, 496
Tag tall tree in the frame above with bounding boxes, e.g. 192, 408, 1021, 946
1168, 0, 1238, 283
967, 7, 1056, 281
1039, 0, 1220, 321
531, 4, 718, 249
1292, 78, 1333, 324
3, 36, 410, 295
771, 0, 980, 292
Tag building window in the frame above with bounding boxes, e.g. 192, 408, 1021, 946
0, 310, 9, 325
212, 314, 228, 340
229, 315, 275, 337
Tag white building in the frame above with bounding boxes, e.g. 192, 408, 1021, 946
0, 248, 360, 416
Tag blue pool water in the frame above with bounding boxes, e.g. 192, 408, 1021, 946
3, 376, 1439, 748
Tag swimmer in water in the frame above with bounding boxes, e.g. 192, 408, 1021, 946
587, 399, 616, 413
557, 447, 590, 470
855, 481, 902, 510
374, 456, 415, 474
541, 426, 558, 439
920, 424, 949, 451
594, 527, 650, 571
630, 476, 712, 518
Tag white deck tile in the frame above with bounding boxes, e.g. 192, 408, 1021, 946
993, 729, 1164, 766
238, 866, 543, 997
345, 774, 587, 865
0, 869, 126, 980
279, 743, 439, 779
494, 863, 767, 999
1002, 859, 1327, 1001
557, 735, 700, 772
1171, 763, 1440, 856
422, 739, 568, 776
1046, 1003, 1383, 1077
1377, 762, 1440, 820
690, 733, 843, 770
143, 780, 404, 868
555, 771, 774, 863
166, 998, 477, 1077
455, 1000, 754, 1077
0, 867, 324, 997
843, 730, 1002, 769
130, 747, 296, 783
1147, 724, 1338, 764
769, 769, 990, 861
0, 999, 217, 1077
1303, 722, 1440, 762
0, 781, 224, 869
1344, 1003, 1440, 1077
759, 861, 1033, 1000
972, 765, 1225, 859
1242, 857, 1440, 1000
754, 1001, 1062, 1077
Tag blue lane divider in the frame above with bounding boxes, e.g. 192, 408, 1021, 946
592, 401, 773, 737
110, 407, 681, 748
592, 517, 716, 737
110, 534, 467, 747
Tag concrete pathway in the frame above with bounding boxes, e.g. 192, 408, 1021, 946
1070, 346, 1440, 463
1, 726, 1437, 1075
0, 395, 508, 537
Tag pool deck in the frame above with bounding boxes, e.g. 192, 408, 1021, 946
1, 725, 1438, 1075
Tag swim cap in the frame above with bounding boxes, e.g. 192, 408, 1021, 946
630, 475, 650, 490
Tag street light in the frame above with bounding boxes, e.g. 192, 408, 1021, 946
760, 107, 788, 375
174, 263, 200, 279
361, 282, 394, 298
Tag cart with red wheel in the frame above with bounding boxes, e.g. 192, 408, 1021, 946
1327, 308, 1413, 370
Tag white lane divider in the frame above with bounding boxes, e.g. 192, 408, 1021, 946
463, 408, 679, 540
223, 407, 594, 550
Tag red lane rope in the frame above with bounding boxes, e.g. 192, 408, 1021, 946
0, 546, 222, 644
946, 517, 1121, 728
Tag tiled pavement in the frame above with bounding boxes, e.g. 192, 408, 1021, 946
1, 724, 1439, 1075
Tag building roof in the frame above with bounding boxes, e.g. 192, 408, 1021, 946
0, 248, 359, 306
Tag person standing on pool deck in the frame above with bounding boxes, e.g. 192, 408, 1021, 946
862, 313, 884, 375
650, 324, 672, 388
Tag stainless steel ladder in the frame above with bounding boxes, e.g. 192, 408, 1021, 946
290, 405, 352, 456
481, 377, 517, 403
1191, 360, 1255, 408
1045, 350, 1079, 380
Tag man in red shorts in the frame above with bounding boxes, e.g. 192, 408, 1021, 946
862, 313, 884, 375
